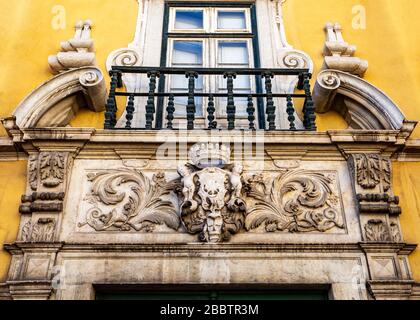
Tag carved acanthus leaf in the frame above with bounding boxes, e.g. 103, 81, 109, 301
21, 221, 32, 242
28, 155, 38, 191
20, 218, 56, 242
364, 219, 391, 242
245, 170, 344, 233
39, 152, 66, 188
31, 218, 56, 242
80, 169, 180, 232
390, 222, 402, 242
355, 154, 381, 189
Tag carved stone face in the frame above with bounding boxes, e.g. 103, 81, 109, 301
197, 169, 227, 212
205, 211, 224, 243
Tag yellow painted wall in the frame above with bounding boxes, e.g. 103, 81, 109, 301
0, 161, 27, 282
393, 162, 420, 280
284, 0, 420, 133
0, 0, 138, 133
0, 0, 419, 282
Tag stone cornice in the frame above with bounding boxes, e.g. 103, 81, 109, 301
1, 124, 419, 161
358, 242, 417, 255
2, 241, 400, 254
397, 139, 420, 162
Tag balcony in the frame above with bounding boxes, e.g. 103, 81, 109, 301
104, 66, 316, 131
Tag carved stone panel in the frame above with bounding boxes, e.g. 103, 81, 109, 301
70, 154, 350, 243
244, 170, 345, 233
78, 169, 181, 233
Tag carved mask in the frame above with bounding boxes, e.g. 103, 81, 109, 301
204, 210, 224, 243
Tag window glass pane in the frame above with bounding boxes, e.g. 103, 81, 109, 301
173, 96, 203, 117
218, 42, 249, 65
219, 75, 250, 90
173, 41, 203, 65
171, 75, 203, 90
219, 96, 249, 116
175, 10, 204, 29
217, 11, 246, 29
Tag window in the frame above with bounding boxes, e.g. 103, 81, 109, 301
161, 4, 260, 129
174, 10, 204, 30
217, 10, 247, 30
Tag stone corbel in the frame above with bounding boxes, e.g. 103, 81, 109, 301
48, 20, 96, 74
323, 22, 368, 77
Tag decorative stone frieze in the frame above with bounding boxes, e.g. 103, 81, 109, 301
244, 170, 345, 233
79, 169, 180, 232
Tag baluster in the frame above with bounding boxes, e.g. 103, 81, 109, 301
263, 72, 276, 131
302, 73, 317, 131
185, 71, 198, 130
125, 94, 135, 129
224, 72, 237, 130
286, 95, 296, 130
104, 71, 120, 129
166, 94, 175, 129
145, 71, 159, 130
247, 95, 256, 130
207, 95, 217, 129
297, 73, 305, 90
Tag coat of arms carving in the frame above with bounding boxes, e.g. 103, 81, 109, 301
178, 143, 246, 243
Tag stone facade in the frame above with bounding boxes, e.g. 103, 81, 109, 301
0, 0, 419, 300
0, 126, 417, 300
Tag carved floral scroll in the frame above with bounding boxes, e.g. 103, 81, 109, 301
244, 170, 344, 233
79, 169, 181, 232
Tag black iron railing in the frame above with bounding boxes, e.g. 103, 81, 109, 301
104, 66, 316, 131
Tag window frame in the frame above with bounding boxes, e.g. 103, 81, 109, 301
156, 2, 263, 129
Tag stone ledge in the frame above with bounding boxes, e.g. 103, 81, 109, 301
5, 241, 417, 254
0, 241, 394, 254
7, 280, 52, 300
410, 282, 420, 300
368, 280, 415, 300
359, 242, 417, 254
0, 283, 11, 300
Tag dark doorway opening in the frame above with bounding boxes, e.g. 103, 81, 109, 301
95, 284, 329, 300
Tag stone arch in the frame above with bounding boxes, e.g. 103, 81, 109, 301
313, 69, 405, 130
13, 67, 106, 128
